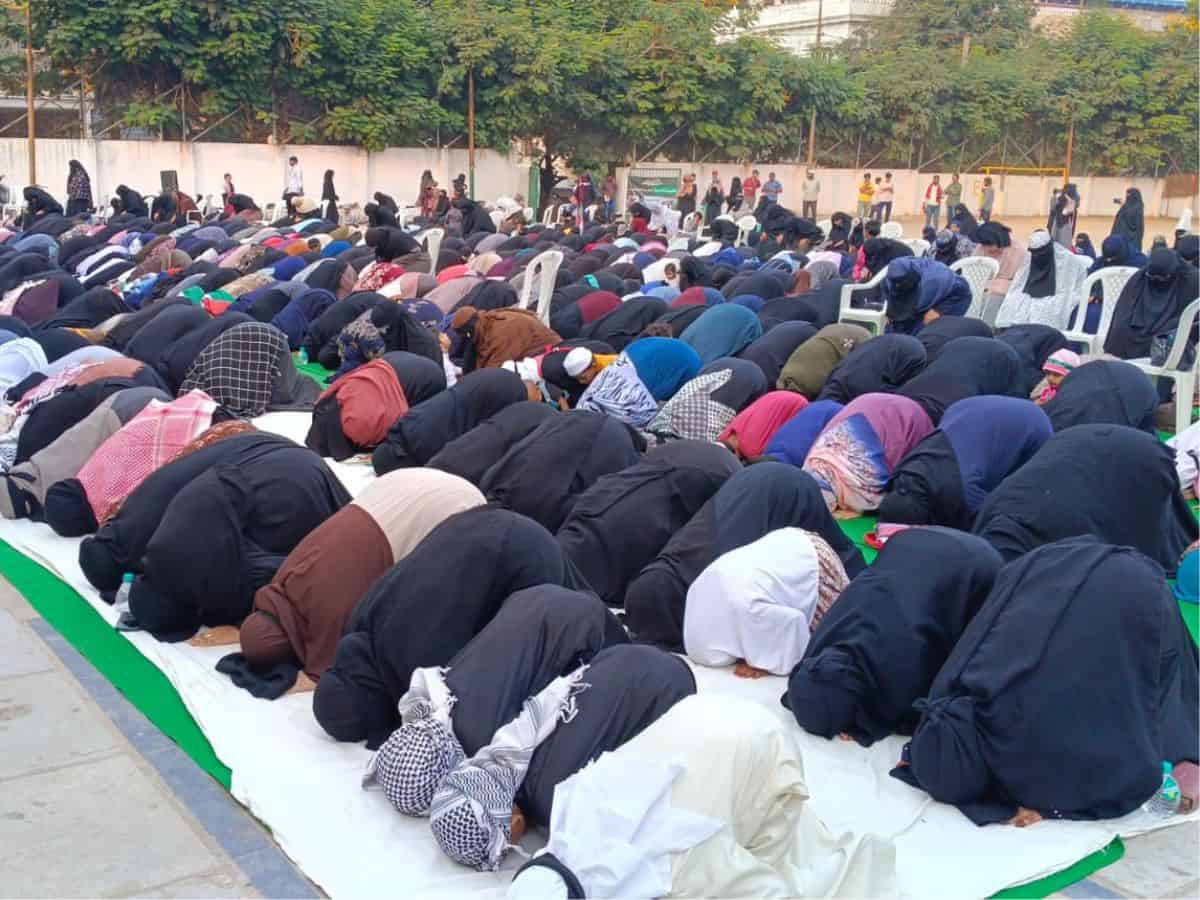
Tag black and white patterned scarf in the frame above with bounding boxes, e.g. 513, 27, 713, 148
180, 322, 285, 418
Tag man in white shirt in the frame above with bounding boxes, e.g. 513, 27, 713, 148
801, 170, 819, 219
283, 156, 304, 216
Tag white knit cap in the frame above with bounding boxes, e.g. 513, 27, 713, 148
563, 347, 593, 378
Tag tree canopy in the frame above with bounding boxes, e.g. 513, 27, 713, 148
6, 0, 1196, 176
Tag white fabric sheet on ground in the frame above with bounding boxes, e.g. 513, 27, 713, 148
0, 410, 1193, 898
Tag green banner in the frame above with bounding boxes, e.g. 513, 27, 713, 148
628, 168, 681, 200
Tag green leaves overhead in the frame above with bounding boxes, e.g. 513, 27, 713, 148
17, 0, 1197, 174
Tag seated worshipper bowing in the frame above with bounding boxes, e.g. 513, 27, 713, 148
302, 292, 384, 370
765, 399, 844, 467
878, 396, 1052, 529
0, 387, 169, 520
718, 390, 808, 461
625, 463, 865, 651
684, 527, 850, 678
995, 229, 1089, 331
787, 528, 1003, 745
429, 643, 696, 871
803, 393, 934, 516
678, 304, 764, 365
372, 368, 528, 474
313, 507, 590, 748
101, 434, 351, 640
226, 470, 486, 696
334, 302, 443, 378
777, 324, 873, 398
644, 358, 767, 445
450, 306, 561, 373
973, 424, 1197, 573
478, 410, 645, 532
306, 352, 446, 461
557, 441, 741, 607
42, 391, 220, 537
576, 337, 701, 428
916, 315, 993, 362
896, 336, 1022, 424
880, 257, 971, 335
735, 321, 818, 385
892, 538, 1199, 826
505, 695, 898, 900
1103, 247, 1199, 363
539, 345, 616, 407
1043, 359, 1159, 433
428, 402, 559, 486
817, 333, 926, 404
179, 322, 318, 417
363, 585, 626, 816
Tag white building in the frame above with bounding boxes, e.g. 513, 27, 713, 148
734, 0, 894, 56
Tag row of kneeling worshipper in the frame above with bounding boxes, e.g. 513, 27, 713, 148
0, 190, 1197, 895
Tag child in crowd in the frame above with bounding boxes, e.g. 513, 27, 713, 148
1036, 349, 1081, 405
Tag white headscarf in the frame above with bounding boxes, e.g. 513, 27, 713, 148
683, 527, 848, 675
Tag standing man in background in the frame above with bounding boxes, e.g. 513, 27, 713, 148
979, 177, 995, 222
762, 171, 783, 205
876, 172, 894, 222
283, 155, 303, 216
945, 173, 963, 227
923, 174, 943, 229
801, 170, 819, 220
742, 169, 761, 210
856, 173, 874, 220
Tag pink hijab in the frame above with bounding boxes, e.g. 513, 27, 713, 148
719, 390, 808, 459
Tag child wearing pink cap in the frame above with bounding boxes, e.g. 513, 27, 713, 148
1036, 349, 1081, 405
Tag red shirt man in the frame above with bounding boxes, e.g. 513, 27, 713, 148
742, 170, 762, 207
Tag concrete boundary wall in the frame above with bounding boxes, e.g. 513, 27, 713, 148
0, 138, 1192, 223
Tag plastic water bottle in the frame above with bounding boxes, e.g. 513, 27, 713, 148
1142, 761, 1181, 818
114, 572, 134, 616
298, 347, 309, 366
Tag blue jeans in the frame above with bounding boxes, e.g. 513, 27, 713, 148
923, 203, 939, 228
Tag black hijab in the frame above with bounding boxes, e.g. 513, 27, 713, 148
695, 357, 768, 411
369, 303, 442, 366
894, 538, 1198, 826
557, 440, 741, 607
158, 311, 256, 391
624, 463, 865, 651
372, 368, 528, 474
1104, 249, 1199, 359
1044, 359, 1159, 433
312, 507, 589, 747
303, 292, 383, 368
30, 328, 90, 363
1023, 238, 1057, 299
428, 402, 560, 485
916, 316, 993, 361
758, 279, 848, 329
578, 297, 668, 351
786, 528, 1003, 745
897, 336, 1021, 423
973, 424, 1197, 574
817, 334, 926, 404
862, 238, 913, 277
479, 410, 645, 532
365, 226, 421, 262
124, 304, 211, 367
1112, 187, 1145, 253
35, 288, 128, 331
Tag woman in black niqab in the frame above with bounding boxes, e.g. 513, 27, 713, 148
321, 169, 339, 223
1103, 248, 1199, 360
1112, 187, 1145, 253
893, 538, 1198, 826
1043, 359, 1158, 433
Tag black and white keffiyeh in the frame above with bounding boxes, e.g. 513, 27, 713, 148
179, 322, 285, 418
362, 668, 465, 816
644, 369, 736, 443
430, 665, 591, 871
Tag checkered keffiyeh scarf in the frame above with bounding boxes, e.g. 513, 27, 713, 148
179, 323, 286, 417
430, 665, 591, 871
644, 369, 736, 443
362, 668, 465, 817
807, 530, 851, 631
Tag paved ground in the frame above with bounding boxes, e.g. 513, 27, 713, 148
0, 574, 1195, 898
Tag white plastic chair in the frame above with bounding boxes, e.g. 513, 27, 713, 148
680, 211, 702, 239
419, 227, 444, 267
901, 238, 930, 257
839, 265, 890, 334
523, 207, 533, 222
518, 249, 564, 325
1126, 298, 1200, 435
541, 203, 558, 227
950, 256, 1001, 319
489, 209, 506, 230
881, 221, 903, 240
735, 215, 758, 246
262, 201, 278, 223
817, 219, 832, 237
1060, 266, 1138, 356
